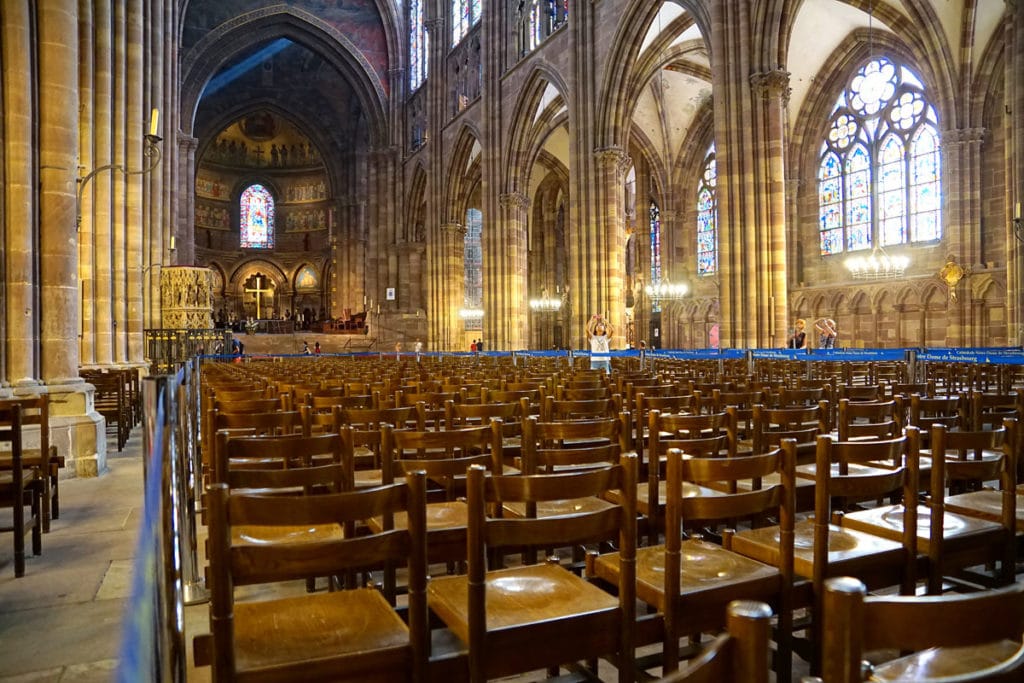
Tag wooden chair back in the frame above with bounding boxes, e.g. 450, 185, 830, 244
205, 472, 429, 682
0, 404, 41, 577
752, 403, 828, 454
836, 398, 902, 442
812, 431, 919, 596
520, 415, 626, 473
820, 575, 1024, 683
655, 600, 773, 683
461, 455, 638, 681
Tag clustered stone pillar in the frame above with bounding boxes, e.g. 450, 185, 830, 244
709, 0, 790, 349
942, 127, 987, 345
488, 193, 529, 350
594, 148, 631, 349
2, 0, 38, 387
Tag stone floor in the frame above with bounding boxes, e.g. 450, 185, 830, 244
0, 427, 800, 682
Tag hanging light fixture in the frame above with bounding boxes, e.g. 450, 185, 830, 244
459, 308, 484, 321
644, 278, 688, 301
529, 287, 561, 312
845, 247, 909, 279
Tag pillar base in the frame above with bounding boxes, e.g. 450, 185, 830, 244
47, 383, 107, 478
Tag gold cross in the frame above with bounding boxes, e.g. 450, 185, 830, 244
244, 275, 273, 318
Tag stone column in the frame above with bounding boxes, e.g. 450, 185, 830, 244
111, 0, 127, 362
942, 127, 987, 346
593, 148, 631, 349
91, 0, 114, 365
751, 69, 791, 348
175, 133, 198, 265
2, 0, 39, 386
39, 0, 81, 384
487, 193, 529, 350
1011, 0, 1024, 342
126, 0, 144, 363
77, 0, 95, 365
429, 223, 465, 351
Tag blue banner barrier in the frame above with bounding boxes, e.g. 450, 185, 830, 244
808, 348, 910, 362
918, 348, 1024, 364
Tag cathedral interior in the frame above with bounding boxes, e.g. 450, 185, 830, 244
2, 3, 1024, 681
1, 0, 1022, 471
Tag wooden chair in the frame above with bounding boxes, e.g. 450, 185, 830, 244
0, 395, 62, 532
945, 418, 1024, 535
543, 395, 621, 421
376, 422, 504, 564
427, 455, 638, 683
209, 410, 306, 484
842, 422, 1016, 594
818, 576, 1024, 682
730, 432, 920, 674
654, 600, 774, 683
0, 404, 43, 577
835, 398, 902, 442
203, 472, 429, 682
593, 446, 795, 680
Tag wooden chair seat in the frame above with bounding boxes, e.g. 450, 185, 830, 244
428, 561, 620, 638
795, 461, 893, 480
869, 640, 1024, 681
945, 490, 1024, 531
369, 500, 467, 533
841, 502, 1003, 552
231, 588, 412, 676
731, 518, 905, 581
594, 539, 780, 615
627, 479, 723, 516
503, 496, 616, 517
231, 522, 345, 545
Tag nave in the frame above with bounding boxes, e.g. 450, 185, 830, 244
2, 352, 1024, 683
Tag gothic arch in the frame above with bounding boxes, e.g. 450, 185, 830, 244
596, 0, 711, 148
228, 259, 289, 290
180, 6, 389, 146
504, 68, 570, 196
405, 162, 428, 243
444, 126, 482, 224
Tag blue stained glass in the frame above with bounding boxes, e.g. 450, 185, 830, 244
240, 184, 275, 249
848, 223, 871, 251
696, 152, 717, 275
821, 229, 842, 255
817, 57, 941, 257
409, 0, 428, 90
650, 201, 662, 310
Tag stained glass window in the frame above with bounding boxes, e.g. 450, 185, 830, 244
525, 0, 569, 52
452, 0, 481, 47
696, 144, 717, 276
409, 0, 428, 91
240, 184, 275, 249
464, 208, 483, 331
650, 201, 661, 313
817, 56, 941, 255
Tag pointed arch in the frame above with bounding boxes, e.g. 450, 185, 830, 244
180, 6, 389, 146
503, 66, 571, 195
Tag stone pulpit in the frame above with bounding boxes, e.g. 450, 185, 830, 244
161, 266, 214, 329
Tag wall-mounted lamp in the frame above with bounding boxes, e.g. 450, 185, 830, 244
76, 108, 163, 231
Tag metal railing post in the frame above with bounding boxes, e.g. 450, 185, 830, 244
176, 360, 208, 605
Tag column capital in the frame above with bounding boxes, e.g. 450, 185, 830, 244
424, 18, 444, 35
440, 221, 466, 236
941, 127, 987, 146
659, 210, 680, 221
750, 69, 791, 102
177, 133, 199, 152
499, 192, 530, 211
594, 146, 633, 179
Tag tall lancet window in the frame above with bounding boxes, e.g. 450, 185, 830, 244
463, 208, 483, 331
649, 200, 661, 313
409, 0, 428, 91
240, 184, 275, 249
818, 56, 941, 256
452, 0, 481, 46
696, 144, 718, 275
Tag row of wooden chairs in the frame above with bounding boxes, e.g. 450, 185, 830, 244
80, 367, 142, 451
195, 401, 1019, 679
